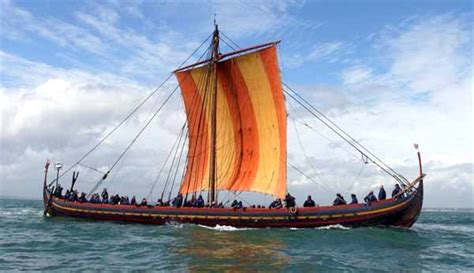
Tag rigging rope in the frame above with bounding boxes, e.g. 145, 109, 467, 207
287, 97, 336, 193
77, 163, 105, 175
184, 47, 214, 201
87, 87, 178, 197
216, 33, 406, 189
146, 122, 186, 201
163, 124, 187, 202
167, 129, 188, 202
49, 33, 213, 187
288, 162, 333, 194
347, 163, 366, 193
283, 87, 408, 186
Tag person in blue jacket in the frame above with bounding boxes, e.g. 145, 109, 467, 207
378, 185, 386, 200
364, 191, 377, 205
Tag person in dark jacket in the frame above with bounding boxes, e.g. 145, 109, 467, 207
303, 195, 316, 207
78, 192, 87, 203
378, 185, 386, 200
269, 198, 283, 209
392, 184, 403, 198
101, 188, 109, 203
333, 193, 347, 206
122, 196, 130, 205
196, 195, 205, 208
130, 196, 137, 206
140, 198, 148, 206
54, 184, 63, 197
172, 193, 183, 208
284, 193, 296, 208
112, 194, 120, 205
64, 190, 71, 200
364, 191, 377, 205
350, 194, 358, 204
70, 190, 78, 202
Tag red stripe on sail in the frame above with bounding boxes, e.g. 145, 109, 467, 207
224, 59, 260, 191
259, 47, 287, 197
216, 63, 243, 189
176, 71, 210, 194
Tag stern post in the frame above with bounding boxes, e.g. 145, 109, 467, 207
43, 160, 50, 190
43, 160, 51, 215
417, 150, 423, 177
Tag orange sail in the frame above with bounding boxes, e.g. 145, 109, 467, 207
175, 45, 287, 198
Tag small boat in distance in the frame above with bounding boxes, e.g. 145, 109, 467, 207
43, 23, 425, 228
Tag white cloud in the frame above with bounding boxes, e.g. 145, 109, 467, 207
0, 51, 185, 199
380, 14, 471, 93
308, 42, 346, 62
341, 65, 373, 85
285, 14, 473, 207
1, 2, 107, 56
0, 2, 472, 209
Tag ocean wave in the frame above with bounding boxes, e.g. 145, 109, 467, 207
197, 224, 254, 231
414, 223, 474, 233
165, 222, 184, 228
315, 224, 350, 230
423, 208, 473, 213
1, 208, 43, 217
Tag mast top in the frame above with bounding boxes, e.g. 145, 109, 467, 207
214, 13, 217, 29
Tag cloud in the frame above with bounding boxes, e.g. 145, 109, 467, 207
308, 42, 346, 62
1, 1, 107, 56
0, 51, 185, 199
379, 14, 471, 93
284, 14, 473, 207
212, 0, 303, 37
0, 2, 472, 209
341, 65, 373, 85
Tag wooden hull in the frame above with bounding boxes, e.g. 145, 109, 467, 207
43, 181, 423, 228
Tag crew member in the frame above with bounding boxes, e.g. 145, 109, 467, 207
101, 188, 109, 203
303, 195, 316, 207
378, 185, 386, 200
284, 193, 296, 208
333, 193, 347, 206
269, 198, 283, 209
172, 193, 183, 208
350, 194, 358, 204
392, 184, 403, 198
364, 191, 377, 205
196, 195, 205, 208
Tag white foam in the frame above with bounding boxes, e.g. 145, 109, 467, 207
198, 224, 253, 231
315, 224, 350, 230
1, 208, 42, 216
165, 222, 184, 228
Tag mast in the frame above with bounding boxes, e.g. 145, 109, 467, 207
209, 22, 219, 205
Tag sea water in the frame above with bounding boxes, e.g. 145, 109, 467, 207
1, 198, 472, 271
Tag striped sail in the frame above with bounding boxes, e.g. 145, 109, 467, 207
175, 45, 287, 198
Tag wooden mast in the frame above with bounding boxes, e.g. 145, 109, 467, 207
209, 22, 219, 205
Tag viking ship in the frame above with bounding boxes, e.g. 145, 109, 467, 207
43, 24, 425, 228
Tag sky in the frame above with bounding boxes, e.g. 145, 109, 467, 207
1, 0, 472, 208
